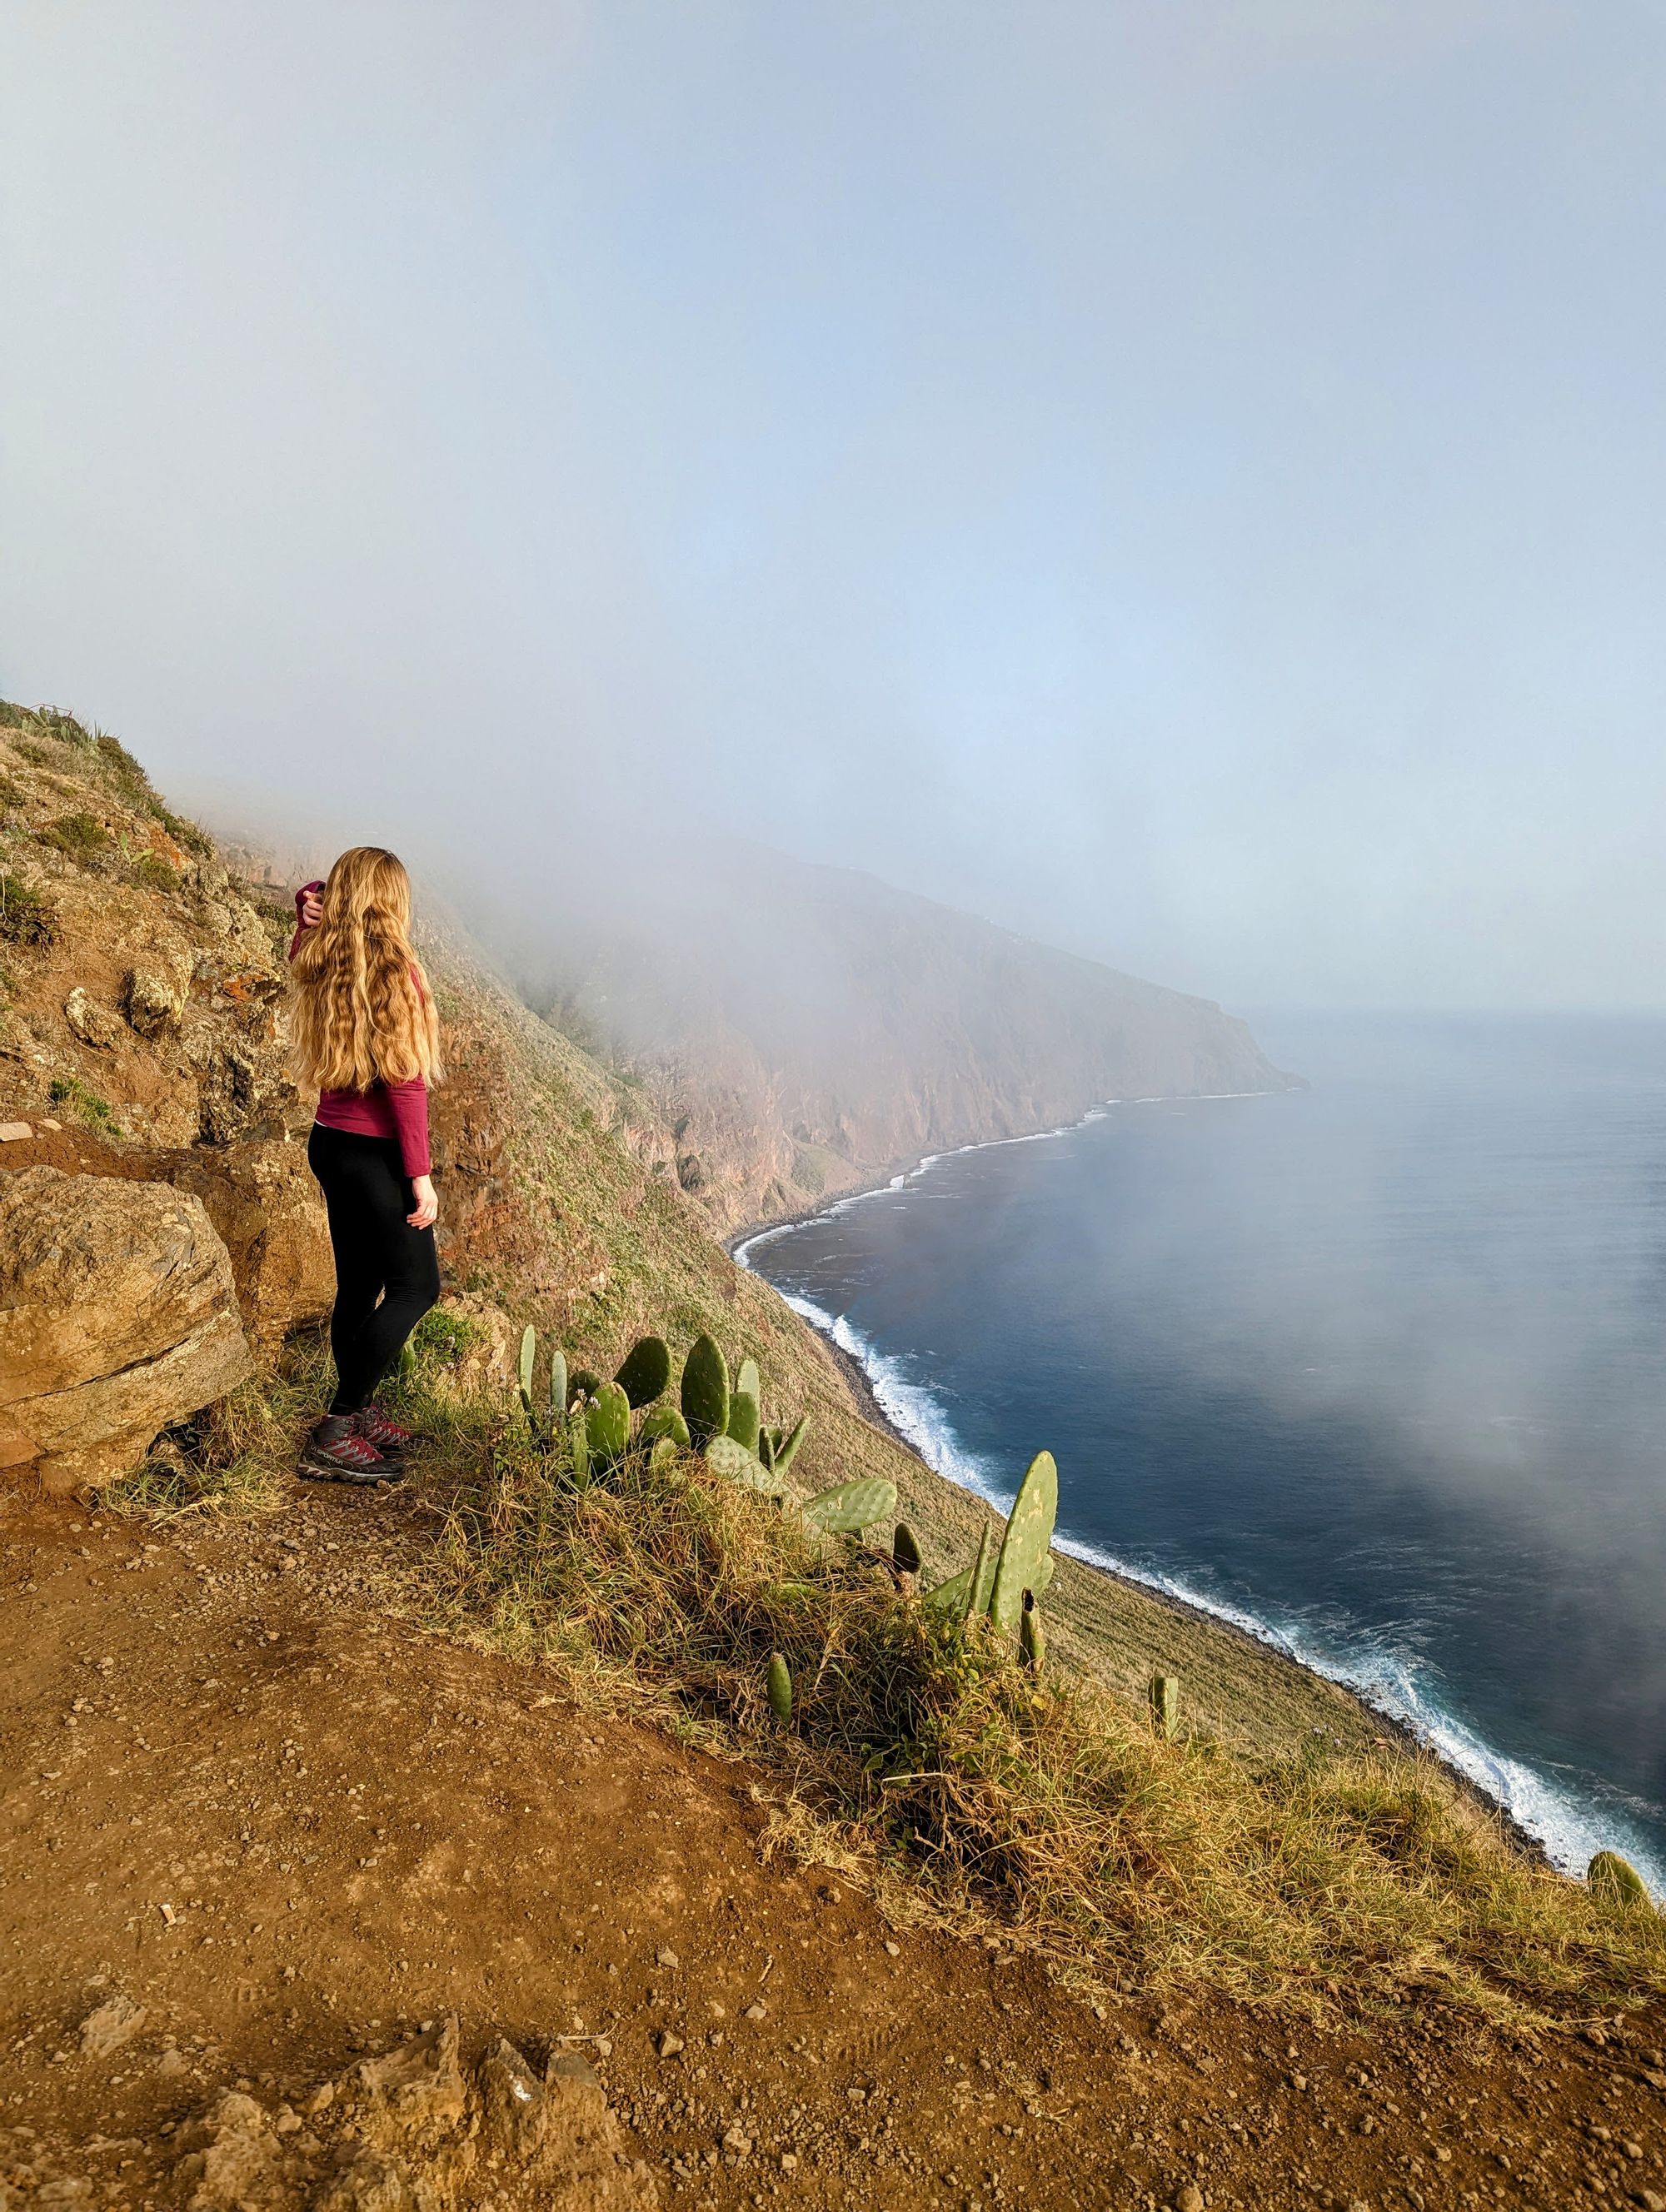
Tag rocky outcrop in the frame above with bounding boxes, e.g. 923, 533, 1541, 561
172, 2018, 656, 2211
166, 1139, 335, 1348
0, 1165, 252, 1492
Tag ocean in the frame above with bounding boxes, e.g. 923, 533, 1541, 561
737, 1012, 1666, 1890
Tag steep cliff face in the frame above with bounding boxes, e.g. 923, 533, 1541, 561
517, 858, 1296, 1231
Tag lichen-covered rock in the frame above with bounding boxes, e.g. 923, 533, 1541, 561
64, 986, 122, 1049
122, 962, 187, 1039
0, 1165, 252, 1492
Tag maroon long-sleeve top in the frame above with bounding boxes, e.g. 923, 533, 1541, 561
290, 882, 431, 1178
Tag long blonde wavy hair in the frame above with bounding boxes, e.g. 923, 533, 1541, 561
288, 847, 441, 1094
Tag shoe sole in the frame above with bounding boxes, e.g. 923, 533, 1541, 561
297, 1455, 405, 1487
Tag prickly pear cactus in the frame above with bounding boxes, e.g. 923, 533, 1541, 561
801, 1477, 897, 1534
586, 1380, 631, 1464
988, 1452, 1058, 1637
641, 1403, 691, 1450
771, 1413, 809, 1476
569, 1368, 602, 1404
758, 1429, 776, 1472
1020, 1592, 1046, 1674
965, 1526, 994, 1626
615, 1335, 671, 1409
922, 1563, 974, 1615
517, 1324, 537, 1417
1589, 1850, 1651, 1910
766, 1652, 792, 1729
726, 1390, 761, 1452
1149, 1673, 1180, 1741
567, 1407, 591, 1492
548, 1348, 568, 1421
893, 1523, 922, 1577
648, 1435, 679, 1471
736, 1357, 761, 1406
705, 1432, 782, 1492
681, 1333, 730, 1447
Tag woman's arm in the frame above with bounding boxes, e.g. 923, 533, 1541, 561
288, 879, 325, 962
385, 1078, 436, 1226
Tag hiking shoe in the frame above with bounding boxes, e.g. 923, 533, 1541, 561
352, 1401, 415, 1455
298, 1417, 402, 1486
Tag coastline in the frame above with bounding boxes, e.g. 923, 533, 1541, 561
726, 1106, 1563, 1872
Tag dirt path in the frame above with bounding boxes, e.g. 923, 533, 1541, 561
2, 1488, 1664, 2211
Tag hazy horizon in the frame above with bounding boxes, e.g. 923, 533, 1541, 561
4, 2, 1664, 1013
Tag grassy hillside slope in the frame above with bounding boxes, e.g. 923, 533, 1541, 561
3, 700, 1661, 2030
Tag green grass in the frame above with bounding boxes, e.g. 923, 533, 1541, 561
47, 1074, 116, 1128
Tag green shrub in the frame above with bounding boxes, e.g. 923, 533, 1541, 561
409, 1304, 481, 1367
131, 852, 180, 894
39, 811, 110, 860
0, 871, 57, 946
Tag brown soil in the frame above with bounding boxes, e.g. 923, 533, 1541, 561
3, 1491, 1664, 2212
9, 1495, 1664, 2203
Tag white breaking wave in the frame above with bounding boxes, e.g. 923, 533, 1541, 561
736, 1108, 1666, 1900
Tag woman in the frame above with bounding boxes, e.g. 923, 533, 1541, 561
287, 847, 441, 1482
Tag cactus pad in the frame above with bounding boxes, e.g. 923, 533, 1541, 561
705, 1432, 783, 1492
1149, 1673, 1180, 1741
893, 1523, 922, 1577
726, 1390, 761, 1452
681, 1333, 730, 1447
988, 1452, 1058, 1637
517, 1323, 536, 1415
615, 1335, 671, 1409
1020, 1592, 1046, 1674
968, 1523, 996, 1621
922, 1564, 974, 1615
586, 1380, 631, 1464
1589, 1850, 1651, 1910
766, 1652, 793, 1728
771, 1413, 809, 1476
547, 1348, 568, 1420
648, 1435, 679, 1471
801, 1478, 897, 1534
641, 1403, 691, 1450
736, 1357, 761, 1406
569, 1367, 602, 1404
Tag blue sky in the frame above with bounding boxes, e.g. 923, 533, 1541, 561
2, 2, 1664, 1006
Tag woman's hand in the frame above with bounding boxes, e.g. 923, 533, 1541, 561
407, 1174, 438, 1230
298, 888, 323, 929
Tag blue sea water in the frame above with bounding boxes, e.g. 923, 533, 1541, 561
738, 1013, 1666, 1889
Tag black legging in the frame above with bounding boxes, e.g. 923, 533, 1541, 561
307, 1124, 441, 1415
